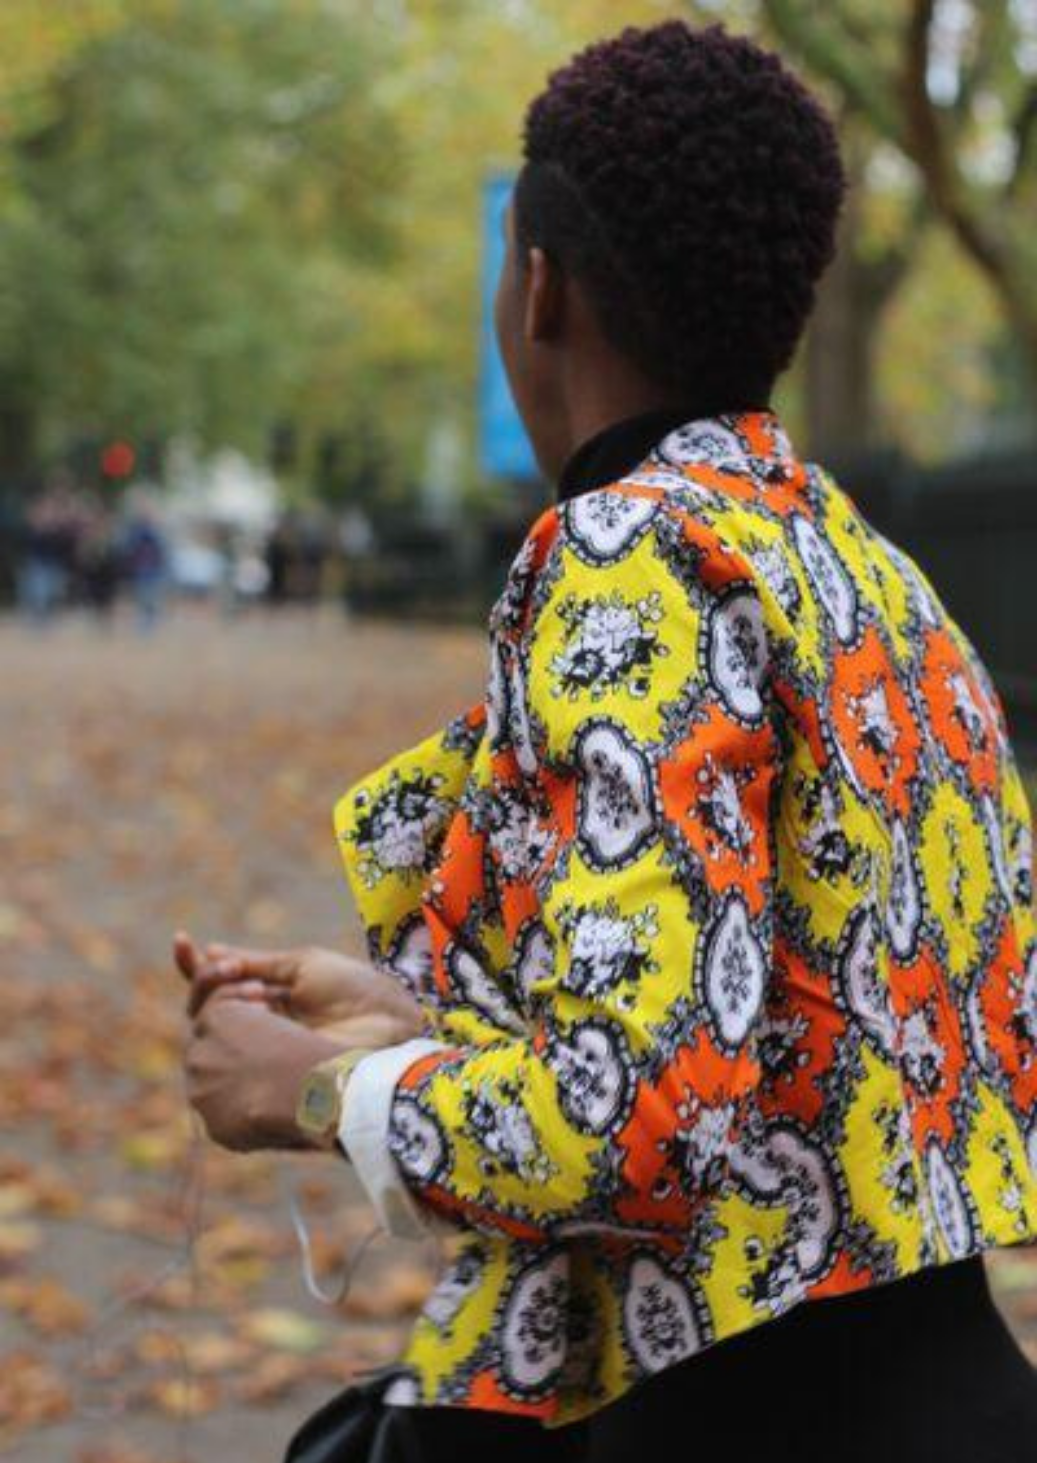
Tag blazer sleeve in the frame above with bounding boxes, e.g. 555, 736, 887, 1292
374, 498, 781, 1243
333, 704, 488, 1021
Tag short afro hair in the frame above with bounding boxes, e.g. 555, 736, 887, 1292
516, 21, 846, 406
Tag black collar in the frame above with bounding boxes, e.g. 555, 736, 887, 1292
555, 404, 770, 503
555, 407, 694, 504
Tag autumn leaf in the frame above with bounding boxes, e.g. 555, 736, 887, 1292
342, 1262, 434, 1320
232, 1352, 313, 1404
144, 1375, 222, 1418
236, 1307, 332, 1354
0, 1276, 91, 1336
0, 1350, 72, 1440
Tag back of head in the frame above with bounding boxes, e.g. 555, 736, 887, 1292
516, 21, 847, 407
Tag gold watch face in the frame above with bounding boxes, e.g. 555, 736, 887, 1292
297, 1070, 339, 1136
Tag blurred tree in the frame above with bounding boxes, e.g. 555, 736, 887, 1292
762, 0, 1037, 402
802, 122, 927, 457
0, 0, 401, 487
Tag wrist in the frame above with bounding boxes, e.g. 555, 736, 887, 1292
262, 1028, 345, 1149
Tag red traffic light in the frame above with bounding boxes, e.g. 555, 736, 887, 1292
101, 440, 136, 479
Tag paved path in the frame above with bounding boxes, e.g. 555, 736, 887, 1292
1, 607, 1035, 1461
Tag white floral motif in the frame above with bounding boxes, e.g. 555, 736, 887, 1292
486, 787, 552, 885
752, 541, 801, 618
792, 514, 858, 645
389, 1096, 447, 1185
693, 753, 757, 863
658, 420, 748, 471
1007, 818, 1034, 907
623, 1256, 701, 1374
565, 491, 658, 562
980, 793, 1014, 905
708, 590, 768, 723
846, 678, 899, 768
1007, 947, 1037, 1060
349, 771, 451, 888
654, 1092, 738, 1199
422, 1248, 485, 1330
512, 920, 555, 1006
925, 1140, 974, 1259
701, 894, 767, 1049
946, 670, 988, 752
731, 1121, 839, 1315
489, 535, 539, 636
385, 916, 436, 1003
464, 1080, 553, 1181
551, 590, 667, 702
900, 1005, 946, 1097
549, 1022, 631, 1134
501, 1255, 569, 1395
558, 899, 658, 998
575, 721, 656, 868
448, 945, 525, 1035
840, 905, 897, 1058
506, 651, 538, 776
886, 818, 923, 961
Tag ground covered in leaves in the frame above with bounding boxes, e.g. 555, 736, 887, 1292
1, 608, 486, 1462
2, 608, 1036, 1461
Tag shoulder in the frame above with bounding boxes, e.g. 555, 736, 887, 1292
494, 472, 767, 637
489, 481, 777, 764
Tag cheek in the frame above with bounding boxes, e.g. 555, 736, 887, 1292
495, 272, 531, 407
494, 270, 515, 369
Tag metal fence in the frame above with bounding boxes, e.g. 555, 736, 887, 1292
832, 446, 1036, 752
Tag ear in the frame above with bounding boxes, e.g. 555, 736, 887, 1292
523, 245, 564, 344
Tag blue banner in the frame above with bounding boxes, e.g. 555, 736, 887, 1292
479, 174, 540, 481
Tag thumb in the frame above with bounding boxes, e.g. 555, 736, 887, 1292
173, 931, 202, 981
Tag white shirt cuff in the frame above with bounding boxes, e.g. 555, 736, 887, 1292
336, 1037, 453, 1241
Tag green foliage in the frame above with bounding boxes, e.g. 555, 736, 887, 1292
0, 0, 1031, 502
0, 0, 401, 478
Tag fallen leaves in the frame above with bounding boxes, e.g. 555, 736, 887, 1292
0, 620, 516, 1450
236, 1307, 332, 1354
0, 1349, 73, 1444
342, 1262, 435, 1320
0, 1275, 92, 1336
0, 1218, 43, 1267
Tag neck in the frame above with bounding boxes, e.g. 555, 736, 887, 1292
550, 364, 691, 479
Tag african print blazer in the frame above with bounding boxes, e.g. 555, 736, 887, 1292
333, 408, 1037, 1427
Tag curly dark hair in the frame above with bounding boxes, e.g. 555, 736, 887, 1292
516, 21, 846, 406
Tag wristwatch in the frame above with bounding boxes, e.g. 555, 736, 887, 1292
295, 1047, 375, 1148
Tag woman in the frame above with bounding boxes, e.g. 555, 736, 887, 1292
179, 21, 1037, 1462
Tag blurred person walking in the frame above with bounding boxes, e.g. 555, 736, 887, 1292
177, 22, 1037, 1463
77, 500, 122, 626
17, 480, 80, 625
120, 503, 169, 633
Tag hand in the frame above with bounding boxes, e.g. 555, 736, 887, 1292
173, 933, 426, 1046
183, 996, 346, 1153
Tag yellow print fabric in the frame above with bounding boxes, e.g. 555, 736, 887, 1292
333, 410, 1037, 1426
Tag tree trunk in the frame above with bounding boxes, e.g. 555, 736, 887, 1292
0, 395, 38, 494
804, 236, 880, 460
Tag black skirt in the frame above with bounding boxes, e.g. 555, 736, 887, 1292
387, 1256, 1037, 1463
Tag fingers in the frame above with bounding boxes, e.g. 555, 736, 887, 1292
204, 946, 299, 985
173, 930, 202, 981
187, 963, 265, 1019
206, 979, 269, 1007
